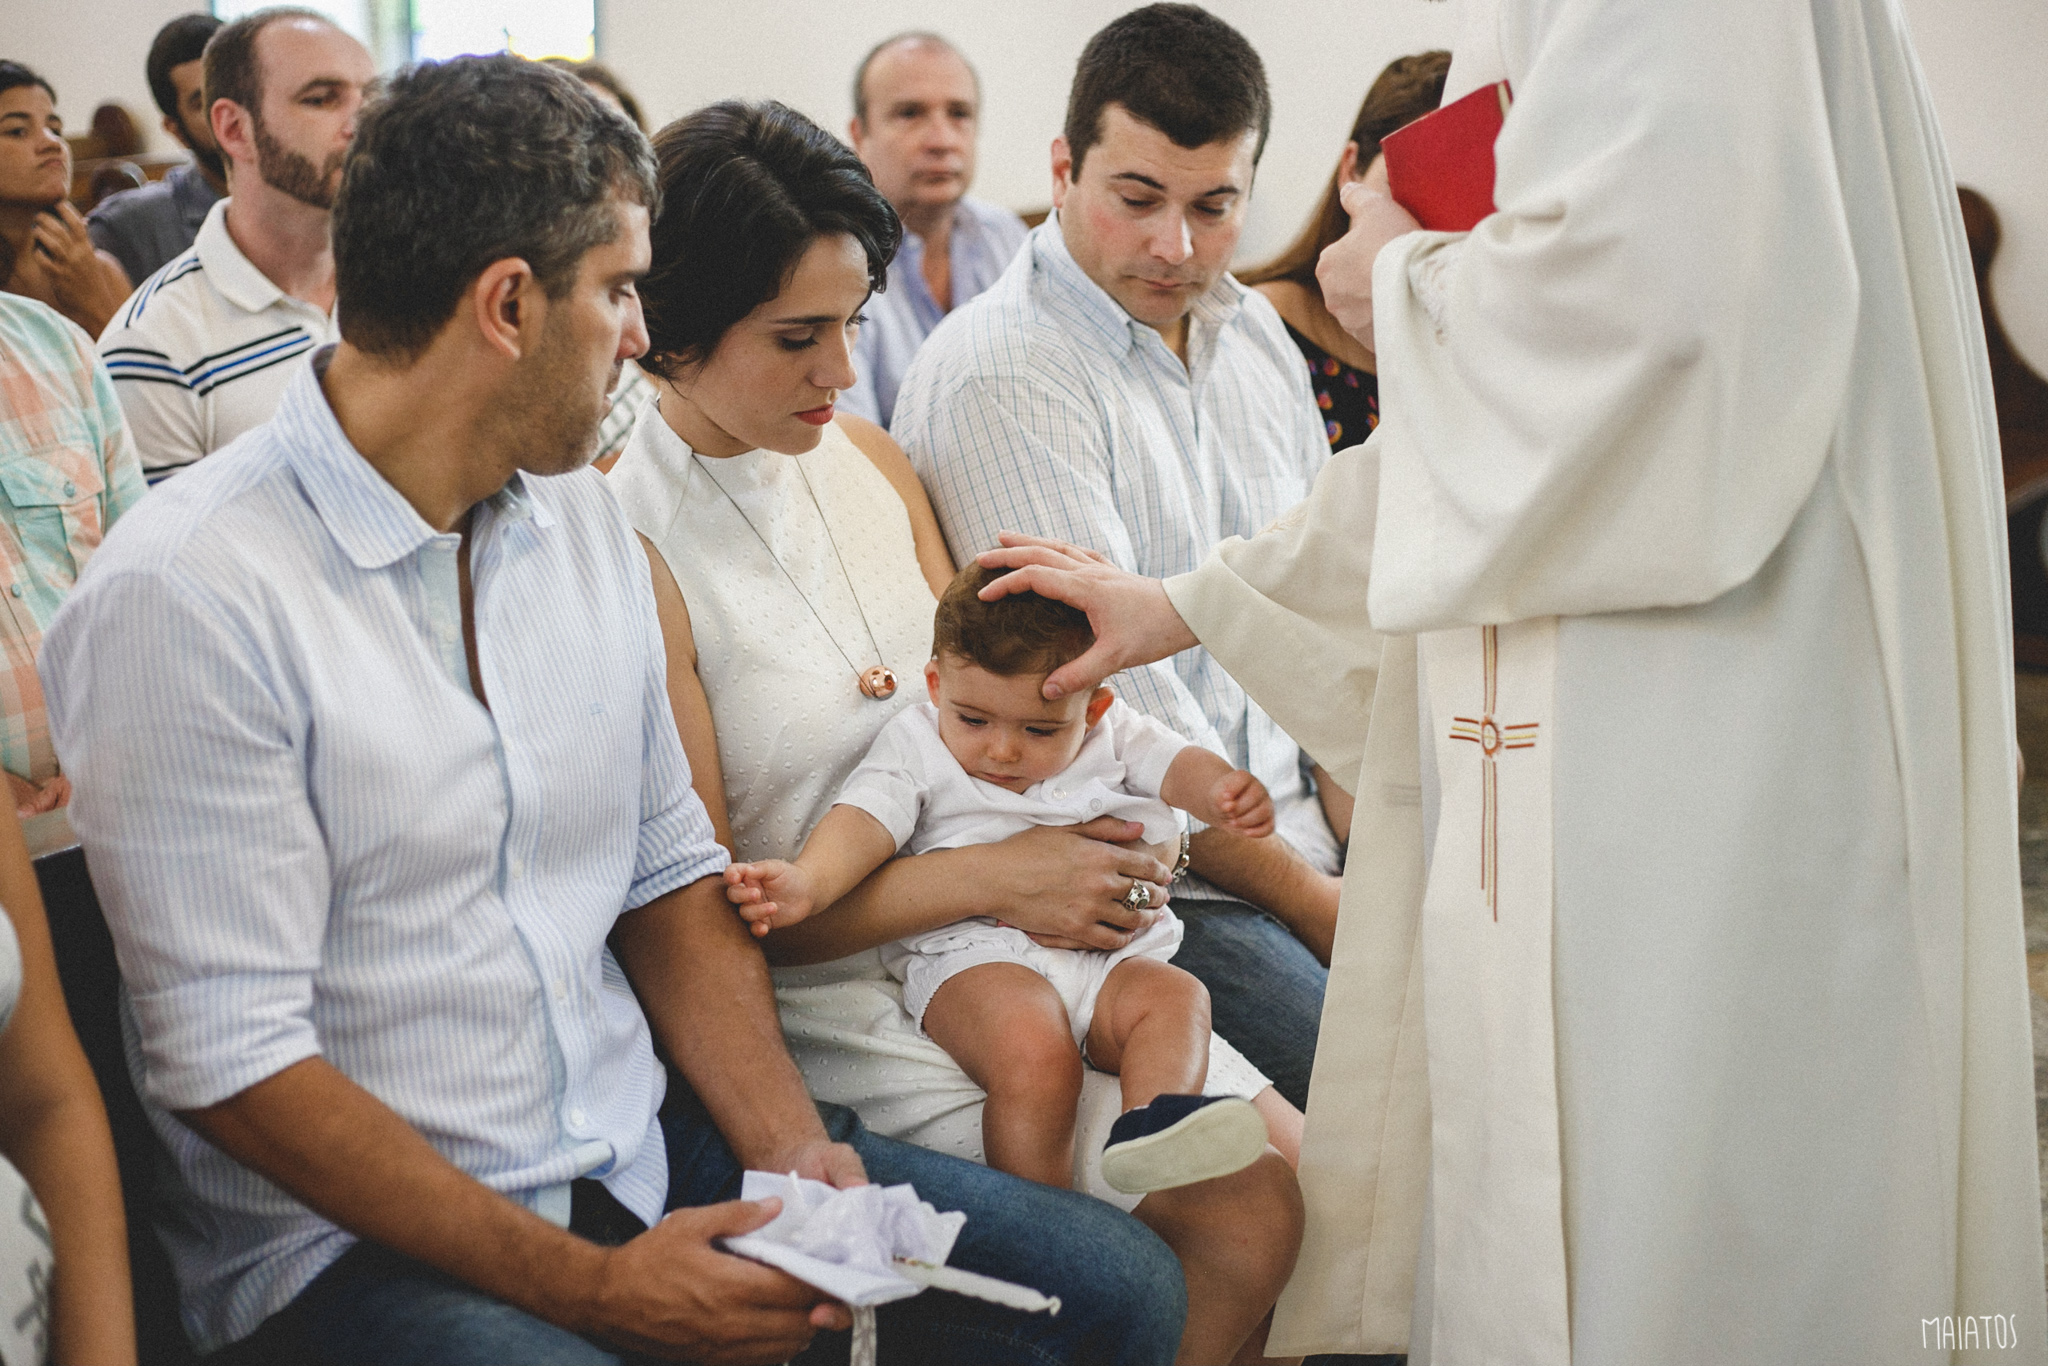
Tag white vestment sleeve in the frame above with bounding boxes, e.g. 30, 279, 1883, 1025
1170, 450, 1425, 1351
1166, 437, 1386, 795
1366, 0, 1861, 632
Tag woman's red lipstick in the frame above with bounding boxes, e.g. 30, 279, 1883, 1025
796, 405, 835, 426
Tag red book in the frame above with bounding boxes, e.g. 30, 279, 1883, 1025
1380, 80, 1512, 232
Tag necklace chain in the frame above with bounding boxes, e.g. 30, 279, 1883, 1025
690, 450, 893, 688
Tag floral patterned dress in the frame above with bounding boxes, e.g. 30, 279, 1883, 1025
1284, 320, 1380, 450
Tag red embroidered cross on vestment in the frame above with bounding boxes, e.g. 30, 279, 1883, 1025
1448, 625, 1539, 920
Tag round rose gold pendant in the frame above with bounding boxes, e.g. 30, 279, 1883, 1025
859, 665, 898, 700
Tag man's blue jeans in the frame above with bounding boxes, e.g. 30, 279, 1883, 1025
204, 1071, 1185, 1365
1169, 896, 1328, 1111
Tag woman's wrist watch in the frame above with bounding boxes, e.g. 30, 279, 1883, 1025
1171, 829, 1193, 881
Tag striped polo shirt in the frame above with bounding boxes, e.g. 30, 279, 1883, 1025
98, 198, 336, 483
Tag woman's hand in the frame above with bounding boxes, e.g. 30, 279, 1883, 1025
974, 534, 1197, 700
29, 205, 132, 336
975, 818, 1173, 951
1316, 181, 1422, 351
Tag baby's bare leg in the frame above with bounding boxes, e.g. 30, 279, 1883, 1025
922, 962, 1083, 1188
1085, 958, 1211, 1111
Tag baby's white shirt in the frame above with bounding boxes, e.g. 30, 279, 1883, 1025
835, 700, 1192, 852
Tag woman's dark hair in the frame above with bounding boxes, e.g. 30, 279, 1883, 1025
640, 100, 900, 376
1243, 51, 1449, 291
0, 61, 57, 106
1064, 5, 1270, 177
333, 54, 657, 360
544, 58, 646, 133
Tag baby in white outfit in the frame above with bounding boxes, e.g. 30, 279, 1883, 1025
726, 564, 1276, 1194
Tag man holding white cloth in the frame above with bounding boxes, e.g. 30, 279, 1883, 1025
979, 0, 2047, 1360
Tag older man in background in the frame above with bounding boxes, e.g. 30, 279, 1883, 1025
87, 13, 227, 285
98, 7, 369, 481
842, 32, 1025, 429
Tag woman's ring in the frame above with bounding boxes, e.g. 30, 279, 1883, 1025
1121, 880, 1152, 913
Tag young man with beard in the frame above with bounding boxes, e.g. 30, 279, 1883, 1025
39, 54, 1180, 1366
98, 7, 370, 482
88, 13, 229, 286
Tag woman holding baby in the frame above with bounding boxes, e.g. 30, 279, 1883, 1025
609, 100, 1303, 1362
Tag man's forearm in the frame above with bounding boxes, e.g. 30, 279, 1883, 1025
612, 876, 829, 1167
1187, 828, 1339, 964
181, 1057, 608, 1334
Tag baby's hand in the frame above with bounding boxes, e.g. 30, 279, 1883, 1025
723, 860, 818, 935
1211, 769, 1274, 838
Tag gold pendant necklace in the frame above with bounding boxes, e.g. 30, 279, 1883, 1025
692, 451, 898, 702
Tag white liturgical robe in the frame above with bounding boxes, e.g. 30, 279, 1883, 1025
1165, 0, 2047, 1361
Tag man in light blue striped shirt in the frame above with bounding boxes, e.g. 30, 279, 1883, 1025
893, 6, 1345, 1112
42, 57, 1178, 1366
840, 32, 1028, 429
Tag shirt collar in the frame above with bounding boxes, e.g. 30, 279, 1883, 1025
1031, 211, 1249, 361
194, 197, 288, 315
274, 345, 551, 571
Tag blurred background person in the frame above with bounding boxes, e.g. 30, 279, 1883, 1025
87, 13, 226, 287
0, 797, 135, 1363
96, 8, 369, 481
1242, 50, 1448, 451
0, 293, 145, 817
843, 31, 1024, 429
0, 62, 133, 337
547, 57, 661, 470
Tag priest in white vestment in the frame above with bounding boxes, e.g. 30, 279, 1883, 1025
979, 0, 2048, 1360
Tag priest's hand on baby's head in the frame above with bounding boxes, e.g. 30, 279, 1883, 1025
724, 861, 818, 935
1212, 769, 1274, 839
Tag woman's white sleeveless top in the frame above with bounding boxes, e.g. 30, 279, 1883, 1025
610, 415, 933, 892
611, 413, 1266, 1200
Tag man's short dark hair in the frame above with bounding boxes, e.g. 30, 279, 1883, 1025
850, 31, 976, 124
332, 55, 658, 360
933, 564, 1095, 678
0, 61, 57, 106
1063, 4, 1270, 176
147, 13, 222, 122
639, 100, 899, 375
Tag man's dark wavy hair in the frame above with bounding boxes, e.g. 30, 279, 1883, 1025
638, 99, 900, 374
1063, 4, 1271, 176
332, 55, 657, 360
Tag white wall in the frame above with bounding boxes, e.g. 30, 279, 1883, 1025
604, 0, 2045, 370
601, 0, 1459, 269
15, 0, 2041, 370
15, 0, 197, 153
1899, 0, 2048, 372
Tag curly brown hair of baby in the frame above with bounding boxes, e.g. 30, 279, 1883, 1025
933, 563, 1097, 678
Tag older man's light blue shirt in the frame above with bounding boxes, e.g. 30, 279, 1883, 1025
40, 353, 727, 1353
842, 195, 1027, 429
892, 219, 1342, 894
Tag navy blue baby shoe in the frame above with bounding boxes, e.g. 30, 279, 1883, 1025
1100, 1094, 1268, 1194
